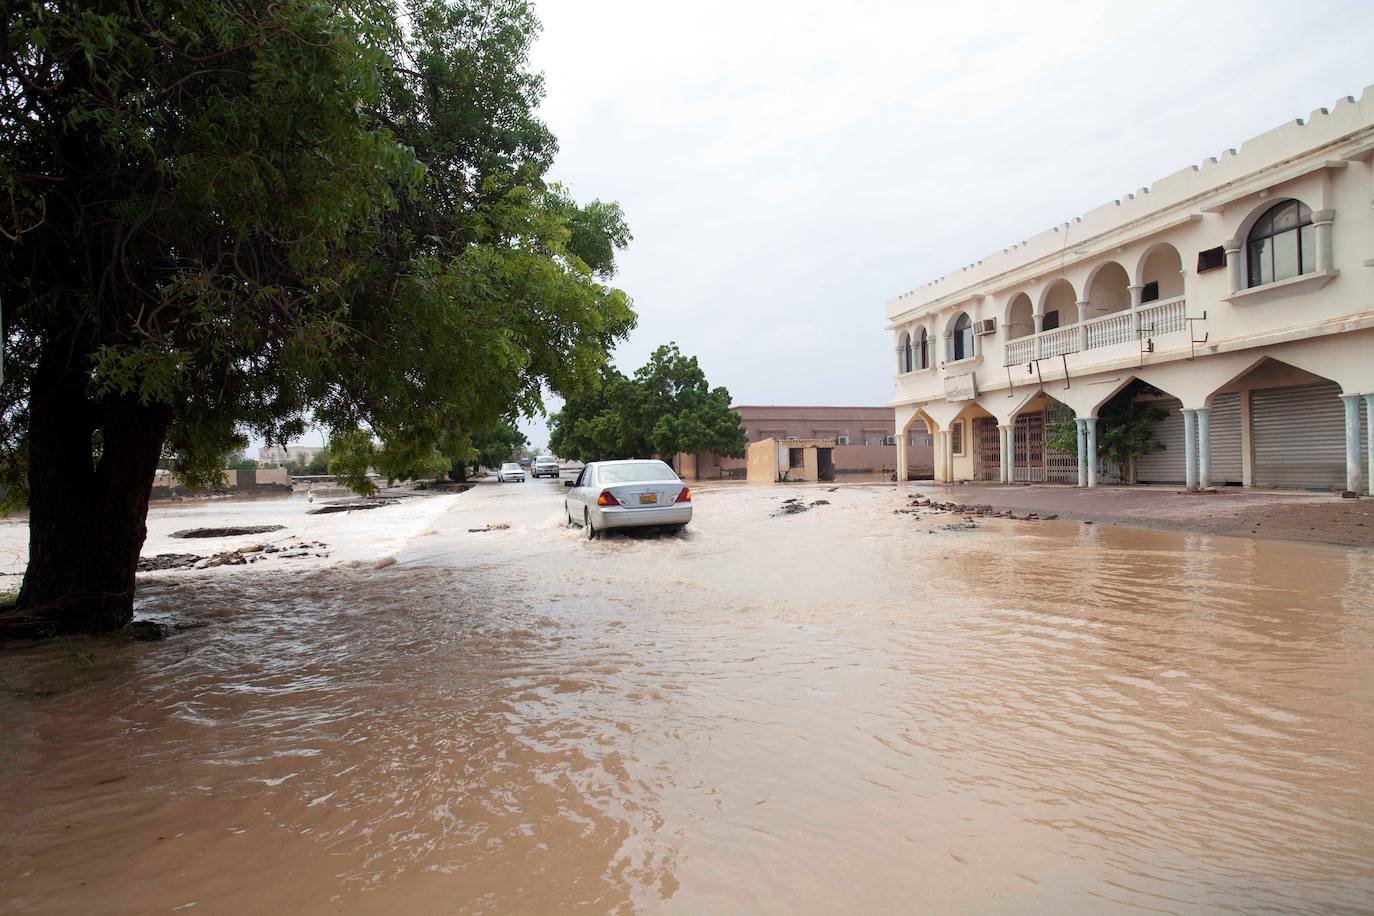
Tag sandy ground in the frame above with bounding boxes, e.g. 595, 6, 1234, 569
901, 481, 1374, 549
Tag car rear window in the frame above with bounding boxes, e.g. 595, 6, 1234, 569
597, 462, 678, 484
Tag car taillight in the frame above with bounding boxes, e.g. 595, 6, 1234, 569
675, 487, 691, 503
597, 490, 618, 507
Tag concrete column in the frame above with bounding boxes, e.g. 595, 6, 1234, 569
1343, 394, 1363, 495
1313, 210, 1335, 273
1182, 408, 1198, 491
1223, 238, 1244, 294
1075, 419, 1087, 487
1240, 390, 1255, 487
1127, 284, 1143, 334
1076, 300, 1089, 351
939, 334, 950, 366
1084, 417, 1099, 488
1033, 312, 1044, 335
1366, 394, 1374, 497
946, 427, 957, 483
1196, 406, 1212, 490
998, 424, 1011, 484
896, 432, 908, 484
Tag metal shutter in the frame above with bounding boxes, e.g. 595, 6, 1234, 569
1252, 382, 1346, 490
1207, 393, 1244, 485
1135, 397, 1186, 485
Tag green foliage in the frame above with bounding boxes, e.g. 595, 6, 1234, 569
450, 421, 527, 479
549, 344, 747, 465
225, 452, 259, 471
1046, 384, 1169, 479
0, 0, 634, 505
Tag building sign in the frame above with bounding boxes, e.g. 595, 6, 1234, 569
944, 372, 977, 401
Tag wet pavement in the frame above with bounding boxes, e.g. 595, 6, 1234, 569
1, 478, 1372, 913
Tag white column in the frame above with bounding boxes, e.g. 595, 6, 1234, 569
1182, 408, 1198, 491
1343, 394, 1363, 495
1075, 419, 1087, 487
1128, 284, 1143, 335
896, 432, 908, 483
1196, 406, 1212, 490
1076, 300, 1090, 352
1223, 238, 1244, 294
1366, 394, 1374, 497
946, 427, 957, 483
1313, 209, 1335, 273
939, 334, 950, 366
998, 424, 1011, 484
1085, 417, 1099, 488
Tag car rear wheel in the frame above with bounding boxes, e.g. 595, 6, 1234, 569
584, 509, 597, 540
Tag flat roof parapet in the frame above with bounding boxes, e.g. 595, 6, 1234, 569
886, 85, 1374, 321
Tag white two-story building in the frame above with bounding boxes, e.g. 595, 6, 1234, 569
888, 86, 1374, 494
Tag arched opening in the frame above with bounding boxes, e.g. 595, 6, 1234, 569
1086, 262, 1130, 316
1138, 243, 1184, 301
903, 412, 935, 479
897, 331, 912, 373
916, 328, 929, 369
1009, 392, 1078, 483
1005, 293, 1034, 340
1247, 199, 1314, 288
1040, 279, 1077, 330
948, 312, 974, 362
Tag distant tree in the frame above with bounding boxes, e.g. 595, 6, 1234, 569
0, 0, 634, 633
549, 344, 746, 467
225, 452, 259, 471
448, 421, 527, 480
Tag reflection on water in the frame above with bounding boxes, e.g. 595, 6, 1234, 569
1, 485, 1371, 913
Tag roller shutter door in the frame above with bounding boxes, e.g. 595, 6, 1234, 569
1135, 397, 1186, 485
1252, 382, 1347, 490
1207, 393, 1244, 485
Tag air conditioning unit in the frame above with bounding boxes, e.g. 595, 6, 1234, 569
837, 436, 850, 445
884, 435, 897, 446
972, 318, 997, 336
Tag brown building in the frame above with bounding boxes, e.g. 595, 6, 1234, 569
678, 405, 934, 481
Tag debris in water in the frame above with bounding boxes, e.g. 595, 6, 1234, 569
468, 523, 512, 532
170, 525, 284, 539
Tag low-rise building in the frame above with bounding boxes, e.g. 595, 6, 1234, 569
678, 405, 934, 480
746, 437, 837, 484
887, 86, 1374, 493
257, 445, 325, 467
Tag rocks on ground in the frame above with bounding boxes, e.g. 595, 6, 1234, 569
894, 497, 1058, 529
139, 536, 330, 572
772, 497, 831, 517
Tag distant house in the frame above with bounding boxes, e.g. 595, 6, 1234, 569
677, 405, 934, 481
257, 445, 325, 467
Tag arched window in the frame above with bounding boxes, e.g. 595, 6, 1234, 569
1247, 200, 1314, 288
916, 328, 929, 369
949, 313, 973, 362
897, 331, 912, 373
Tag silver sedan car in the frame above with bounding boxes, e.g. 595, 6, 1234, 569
564, 459, 691, 539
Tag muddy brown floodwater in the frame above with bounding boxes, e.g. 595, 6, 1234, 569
2, 482, 1373, 913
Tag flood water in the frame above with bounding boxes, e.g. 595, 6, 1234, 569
1, 482, 1372, 913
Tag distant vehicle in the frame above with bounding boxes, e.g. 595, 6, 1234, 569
497, 462, 526, 483
564, 459, 691, 539
531, 455, 560, 478
519, 457, 532, 468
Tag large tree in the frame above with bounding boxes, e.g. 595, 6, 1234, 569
549, 343, 746, 466
0, 0, 634, 634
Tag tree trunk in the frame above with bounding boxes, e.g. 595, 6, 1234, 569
10, 358, 171, 635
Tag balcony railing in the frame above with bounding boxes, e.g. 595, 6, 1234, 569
1001, 296, 1187, 366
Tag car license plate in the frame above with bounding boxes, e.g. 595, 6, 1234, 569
638, 493, 657, 504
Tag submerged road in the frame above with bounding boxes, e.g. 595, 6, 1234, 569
2, 477, 1372, 913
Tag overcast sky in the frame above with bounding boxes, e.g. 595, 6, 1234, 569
513, 0, 1374, 450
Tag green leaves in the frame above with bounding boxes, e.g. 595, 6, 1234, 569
550, 344, 746, 465
0, 0, 635, 502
